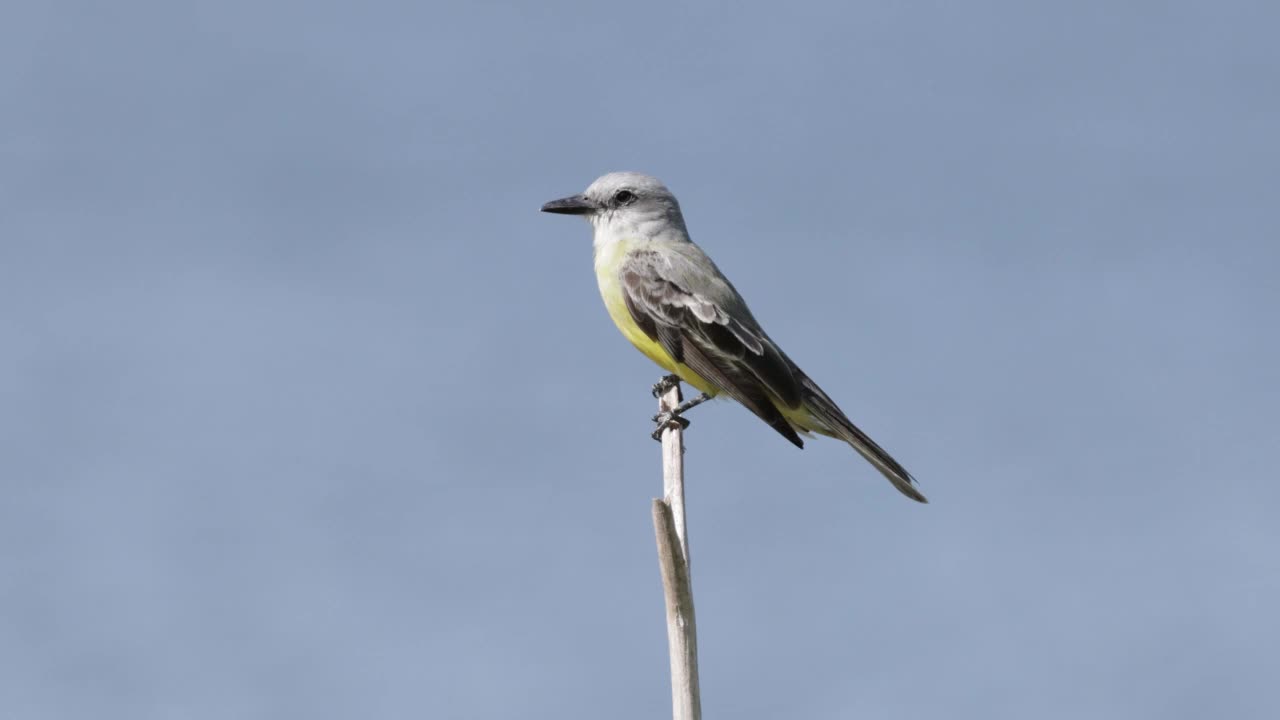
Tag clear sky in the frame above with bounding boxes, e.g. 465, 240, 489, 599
3, 1, 1277, 718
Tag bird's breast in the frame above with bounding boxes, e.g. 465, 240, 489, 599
593, 238, 643, 339
593, 240, 669, 365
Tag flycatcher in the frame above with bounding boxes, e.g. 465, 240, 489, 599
542, 172, 926, 503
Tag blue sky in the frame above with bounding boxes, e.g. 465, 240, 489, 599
3, 1, 1278, 718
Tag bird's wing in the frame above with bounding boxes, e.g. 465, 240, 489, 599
620, 249, 805, 447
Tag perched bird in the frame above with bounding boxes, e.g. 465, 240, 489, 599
541, 172, 926, 503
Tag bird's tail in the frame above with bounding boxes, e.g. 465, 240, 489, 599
794, 373, 928, 503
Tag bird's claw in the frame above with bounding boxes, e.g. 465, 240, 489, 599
651, 374, 682, 399
651, 411, 691, 441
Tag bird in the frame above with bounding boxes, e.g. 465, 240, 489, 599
541, 172, 926, 503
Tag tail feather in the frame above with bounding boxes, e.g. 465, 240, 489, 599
796, 374, 928, 503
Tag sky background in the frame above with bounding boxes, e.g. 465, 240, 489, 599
3, 1, 1278, 718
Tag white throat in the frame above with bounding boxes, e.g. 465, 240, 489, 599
590, 208, 689, 252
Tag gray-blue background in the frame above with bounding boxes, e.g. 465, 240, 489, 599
3, 1, 1277, 718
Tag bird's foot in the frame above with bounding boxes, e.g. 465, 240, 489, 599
650, 392, 712, 441
651, 411, 691, 441
675, 392, 712, 417
651, 374, 682, 399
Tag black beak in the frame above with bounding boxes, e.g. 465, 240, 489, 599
540, 194, 597, 215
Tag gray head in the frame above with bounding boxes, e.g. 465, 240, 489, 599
541, 172, 689, 244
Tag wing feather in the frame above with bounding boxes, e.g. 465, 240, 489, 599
620, 250, 804, 445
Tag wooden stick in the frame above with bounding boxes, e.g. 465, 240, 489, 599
653, 380, 701, 720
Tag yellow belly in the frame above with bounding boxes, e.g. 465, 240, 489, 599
594, 240, 719, 396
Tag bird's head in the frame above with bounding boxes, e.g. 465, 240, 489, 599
541, 172, 689, 245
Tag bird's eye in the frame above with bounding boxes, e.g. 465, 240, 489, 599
614, 189, 637, 206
